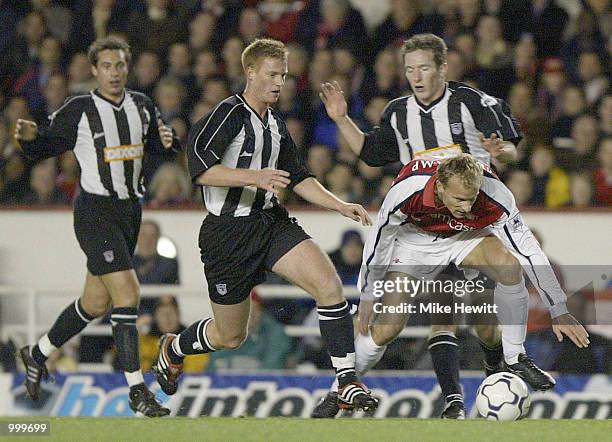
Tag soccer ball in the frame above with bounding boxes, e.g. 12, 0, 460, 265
475, 372, 531, 420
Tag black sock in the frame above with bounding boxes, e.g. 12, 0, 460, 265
317, 301, 357, 388
480, 339, 503, 368
428, 332, 463, 403
173, 318, 216, 362
32, 299, 95, 366
111, 307, 140, 373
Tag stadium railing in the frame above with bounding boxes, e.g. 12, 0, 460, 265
0, 285, 432, 344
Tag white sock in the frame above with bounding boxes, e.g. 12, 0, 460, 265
330, 332, 387, 392
125, 370, 145, 387
37, 334, 57, 357
494, 279, 528, 365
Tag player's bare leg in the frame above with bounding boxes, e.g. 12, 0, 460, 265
21, 271, 109, 401
100, 269, 169, 417
272, 239, 378, 413
461, 236, 555, 390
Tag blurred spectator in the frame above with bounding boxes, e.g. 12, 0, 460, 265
129, 51, 162, 98
188, 12, 218, 53
578, 51, 609, 107
43, 73, 69, 116
475, 15, 513, 72
69, 0, 129, 53
569, 172, 595, 208
258, 0, 304, 43
551, 85, 587, 149
22, 159, 69, 205
371, 0, 440, 56
326, 163, 353, 202
237, 7, 264, 44
14, 35, 63, 122
306, 144, 333, 184
370, 174, 395, 207
193, 50, 219, 93
134, 219, 179, 285
207, 291, 292, 371
558, 114, 600, 172
536, 57, 566, 122
31, 0, 72, 44
296, 0, 370, 62
445, 49, 467, 83
332, 46, 365, 95
286, 42, 309, 91
598, 95, 612, 136
507, 82, 542, 141
201, 76, 230, 107
154, 76, 186, 122
220, 36, 246, 93
455, 0, 482, 34
363, 96, 388, 129
361, 48, 403, 103
139, 297, 208, 373
56, 151, 79, 201
507, 169, 534, 207
525, 0, 569, 59
328, 229, 364, 285
167, 42, 194, 91
67, 52, 97, 95
593, 136, 612, 206
1, 11, 47, 83
0, 154, 29, 204
125, 0, 188, 58
512, 35, 538, 88
529, 145, 570, 208
0, 2, 20, 54
147, 162, 192, 207
453, 31, 479, 81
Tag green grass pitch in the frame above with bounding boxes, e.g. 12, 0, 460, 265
1, 418, 609, 442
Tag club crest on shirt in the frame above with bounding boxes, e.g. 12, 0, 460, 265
450, 123, 463, 135
216, 283, 227, 295
103, 250, 114, 263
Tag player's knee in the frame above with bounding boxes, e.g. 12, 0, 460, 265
83, 300, 110, 318
313, 273, 344, 304
371, 323, 403, 346
495, 253, 522, 285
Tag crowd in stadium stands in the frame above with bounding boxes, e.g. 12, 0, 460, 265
0, 0, 610, 208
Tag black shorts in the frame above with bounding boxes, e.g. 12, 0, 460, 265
73, 192, 142, 276
200, 205, 311, 305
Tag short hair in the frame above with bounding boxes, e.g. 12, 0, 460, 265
241, 38, 287, 72
401, 33, 447, 68
437, 154, 483, 190
87, 36, 132, 66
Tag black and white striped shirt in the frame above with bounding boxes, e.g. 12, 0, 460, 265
21, 89, 179, 199
360, 81, 522, 167
187, 94, 312, 217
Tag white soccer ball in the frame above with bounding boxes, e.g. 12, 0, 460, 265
475, 372, 531, 421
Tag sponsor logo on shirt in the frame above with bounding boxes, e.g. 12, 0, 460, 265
103, 143, 144, 162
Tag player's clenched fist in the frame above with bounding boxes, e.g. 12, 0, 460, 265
253, 168, 291, 194
14, 119, 38, 142
157, 118, 174, 149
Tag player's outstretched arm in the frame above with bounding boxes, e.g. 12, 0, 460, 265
320, 81, 365, 156
195, 164, 290, 194
293, 177, 372, 226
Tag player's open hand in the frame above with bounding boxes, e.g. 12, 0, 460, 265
319, 81, 348, 122
254, 168, 291, 195
158, 118, 174, 149
479, 132, 505, 158
14, 119, 38, 142
552, 313, 590, 348
338, 202, 372, 226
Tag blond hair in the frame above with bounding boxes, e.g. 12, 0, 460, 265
401, 33, 447, 68
437, 154, 483, 190
241, 38, 287, 72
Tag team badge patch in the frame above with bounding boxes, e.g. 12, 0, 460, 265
510, 214, 524, 232
216, 284, 227, 295
103, 250, 114, 263
451, 123, 463, 135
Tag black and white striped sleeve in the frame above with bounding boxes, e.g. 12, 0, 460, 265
458, 87, 523, 144
360, 100, 401, 167
187, 101, 243, 181
20, 97, 81, 162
